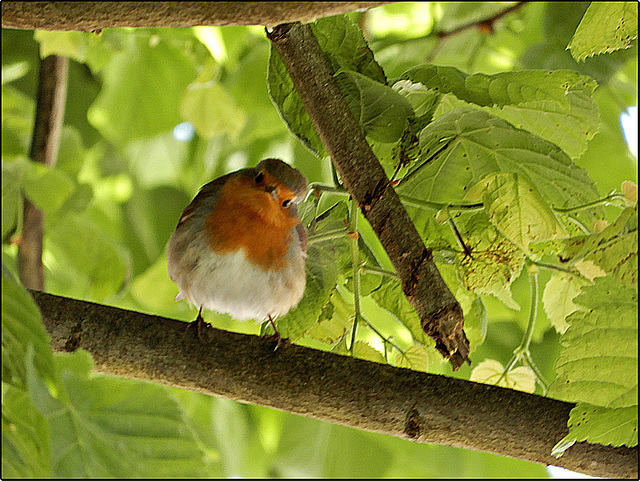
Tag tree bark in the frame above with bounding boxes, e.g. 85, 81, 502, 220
267, 22, 470, 369
1, 2, 389, 31
30, 290, 638, 479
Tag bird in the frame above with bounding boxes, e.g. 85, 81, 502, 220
167, 158, 308, 338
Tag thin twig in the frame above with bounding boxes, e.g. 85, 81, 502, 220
18, 55, 68, 291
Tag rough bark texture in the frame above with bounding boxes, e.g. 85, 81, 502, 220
31, 290, 638, 479
17, 55, 68, 291
267, 23, 470, 369
1, 2, 389, 30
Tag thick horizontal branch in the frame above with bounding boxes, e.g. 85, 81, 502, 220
1, 1, 388, 31
267, 22, 470, 369
31, 290, 637, 478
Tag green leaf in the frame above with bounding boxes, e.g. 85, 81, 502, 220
465, 172, 567, 255
2, 387, 52, 477
392, 80, 441, 121
26, 350, 207, 477
88, 33, 197, 144
311, 16, 386, 85
2, 266, 55, 390
267, 14, 387, 157
470, 359, 536, 393
180, 80, 246, 139
455, 213, 524, 310
555, 206, 638, 285
394, 344, 430, 372
568, 2, 638, 62
352, 340, 386, 364
45, 215, 127, 301
553, 403, 638, 456
2, 159, 25, 238
273, 412, 393, 478
542, 272, 591, 334
335, 70, 413, 143
402, 66, 600, 159
488, 88, 600, 160
304, 289, 351, 344
398, 108, 601, 225
549, 275, 638, 409
22, 160, 75, 217
370, 277, 432, 347
278, 201, 351, 340
33, 30, 112, 72
401, 65, 594, 109
267, 47, 326, 157
124, 133, 189, 188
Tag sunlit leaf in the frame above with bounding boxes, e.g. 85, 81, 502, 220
553, 402, 638, 456
549, 275, 638, 409
470, 359, 536, 393
335, 71, 413, 143
568, 2, 638, 62
455, 213, 524, 310
465, 172, 567, 254
394, 344, 430, 372
398, 108, 602, 227
543, 272, 590, 334
555, 206, 638, 285
402, 66, 600, 158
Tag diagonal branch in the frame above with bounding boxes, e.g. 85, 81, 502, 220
30, 290, 638, 479
266, 22, 470, 369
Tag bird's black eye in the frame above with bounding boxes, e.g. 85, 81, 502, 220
254, 172, 264, 184
282, 199, 292, 208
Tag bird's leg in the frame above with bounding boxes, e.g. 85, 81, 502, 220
264, 315, 284, 350
187, 306, 209, 339
267, 315, 279, 337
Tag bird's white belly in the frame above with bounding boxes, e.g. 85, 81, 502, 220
173, 243, 306, 321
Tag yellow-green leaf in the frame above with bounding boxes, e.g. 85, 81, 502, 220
470, 359, 536, 393
466, 172, 567, 255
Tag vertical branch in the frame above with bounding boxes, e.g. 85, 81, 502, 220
18, 55, 68, 291
267, 23, 470, 369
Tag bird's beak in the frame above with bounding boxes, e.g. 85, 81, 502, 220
265, 185, 278, 201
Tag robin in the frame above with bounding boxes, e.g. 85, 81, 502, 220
167, 158, 309, 337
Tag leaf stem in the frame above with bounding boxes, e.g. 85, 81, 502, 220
359, 315, 406, 360
523, 350, 549, 394
497, 266, 543, 388
361, 264, 398, 279
348, 199, 361, 355
526, 258, 580, 277
307, 228, 348, 244
398, 195, 485, 212
309, 183, 349, 196
552, 193, 626, 213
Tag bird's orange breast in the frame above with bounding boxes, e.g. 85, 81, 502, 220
204, 176, 301, 271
